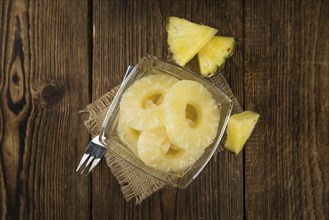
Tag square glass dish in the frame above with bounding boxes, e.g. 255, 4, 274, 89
99, 55, 233, 188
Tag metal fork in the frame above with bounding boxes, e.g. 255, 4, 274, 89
76, 65, 134, 175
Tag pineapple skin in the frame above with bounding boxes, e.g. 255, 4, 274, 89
198, 36, 235, 77
167, 16, 218, 67
224, 111, 260, 154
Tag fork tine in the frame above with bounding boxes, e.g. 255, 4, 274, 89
86, 146, 106, 174
85, 155, 95, 167
85, 158, 101, 176
76, 153, 90, 172
76, 140, 96, 172
80, 156, 95, 174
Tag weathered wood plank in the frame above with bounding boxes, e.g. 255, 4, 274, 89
244, 0, 329, 218
0, 0, 91, 219
92, 0, 244, 219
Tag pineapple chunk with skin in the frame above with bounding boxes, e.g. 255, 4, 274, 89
224, 111, 260, 154
198, 36, 235, 77
167, 16, 218, 67
162, 80, 220, 150
120, 74, 179, 131
137, 128, 204, 173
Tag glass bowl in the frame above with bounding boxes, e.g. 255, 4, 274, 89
99, 55, 233, 188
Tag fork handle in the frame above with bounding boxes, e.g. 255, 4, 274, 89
123, 65, 134, 82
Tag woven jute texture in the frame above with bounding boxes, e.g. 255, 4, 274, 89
83, 69, 242, 204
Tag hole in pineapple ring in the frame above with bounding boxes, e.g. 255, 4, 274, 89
160, 138, 181, 156
185, 104, 198, 128
166, 147, 180, 156
129, 127, 141, 139
142, 93, 163, 109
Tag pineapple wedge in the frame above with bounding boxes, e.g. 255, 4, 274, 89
198, 36, 235, 77
167, 16, 218, 67
224, 111, 260, 154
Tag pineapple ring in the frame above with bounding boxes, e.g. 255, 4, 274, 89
162, 80, 220, 150
120, 74, 179, 131
137, 128, 204, 173
117, 120, 141, 156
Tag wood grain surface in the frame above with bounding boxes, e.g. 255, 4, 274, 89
0, 0, 328, 219
244, 0, 328, 219
0, 0, 91, 219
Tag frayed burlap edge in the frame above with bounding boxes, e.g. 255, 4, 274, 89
82, 71, 242, 204
105, 152, 165, 203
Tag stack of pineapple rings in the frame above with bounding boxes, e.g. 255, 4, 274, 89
117, 74, 220, 173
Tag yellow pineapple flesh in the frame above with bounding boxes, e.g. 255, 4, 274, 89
198, 36, 235, 77
224, 111, 260, 154
119, 74, 179, 131
137, 128, 204, 173
162, 80, 220, 150
117, 120, 141, 155
167, 16, 218, 67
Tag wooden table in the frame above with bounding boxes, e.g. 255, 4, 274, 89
0, 0, 328, 219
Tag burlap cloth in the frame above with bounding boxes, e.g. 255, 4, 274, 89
82, 63, 242, 204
